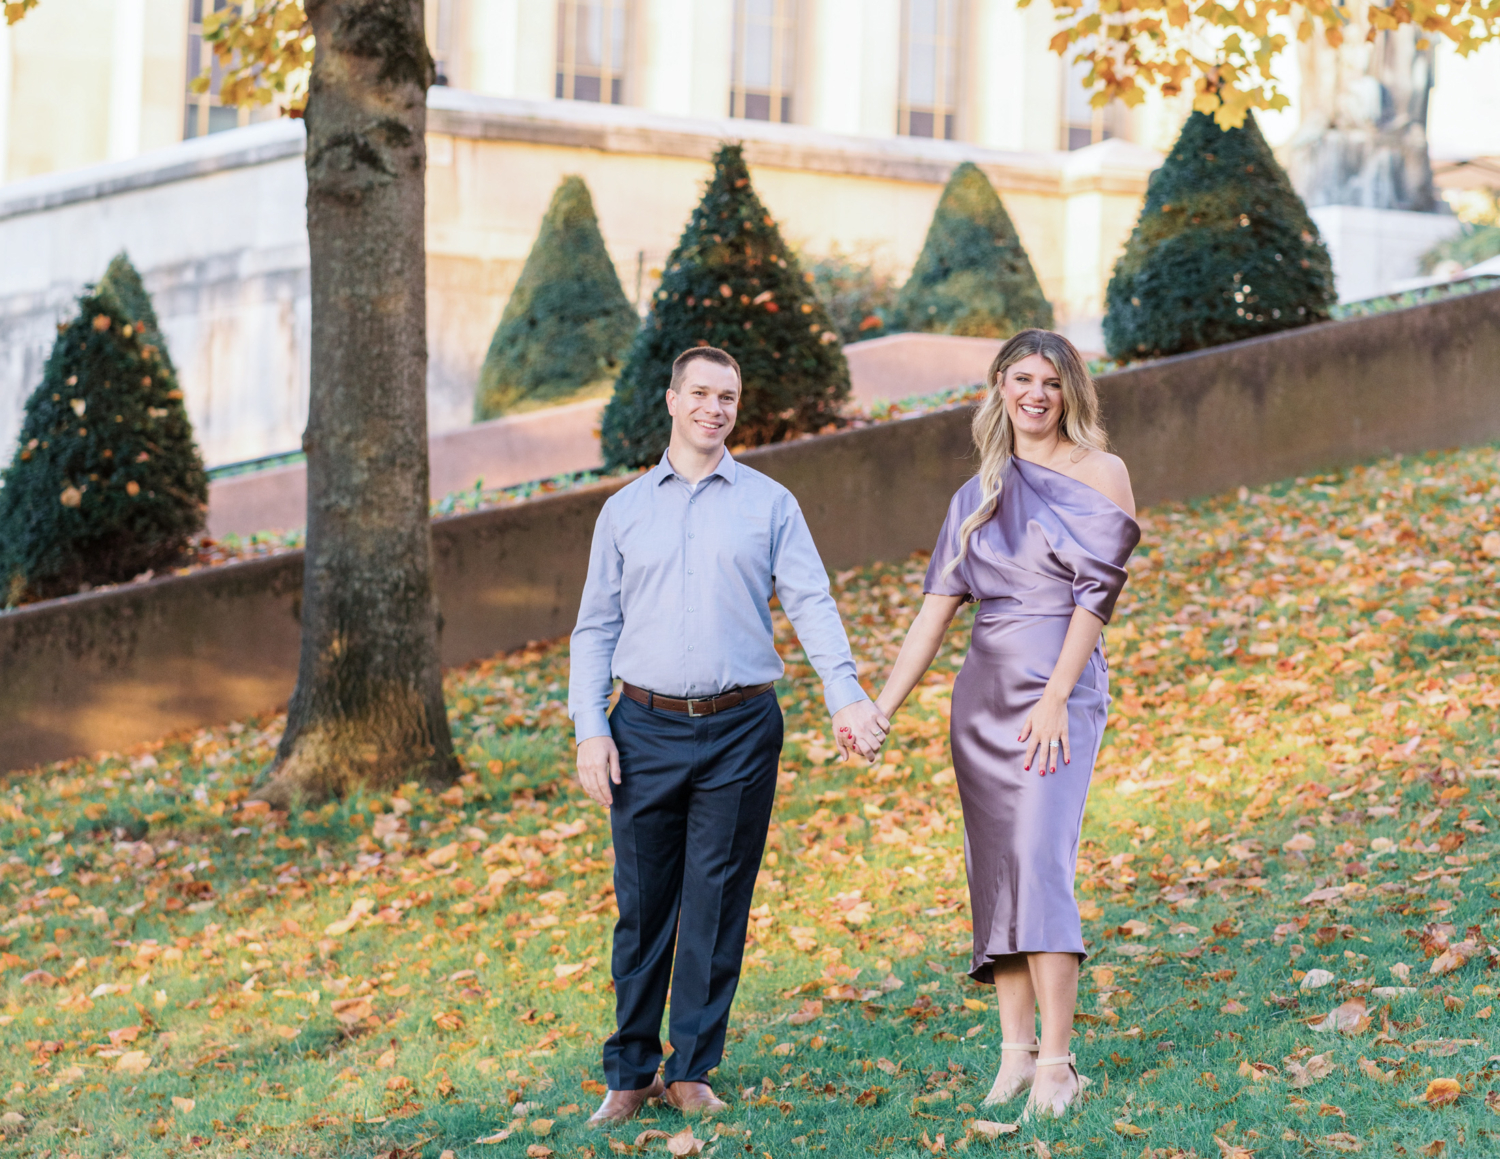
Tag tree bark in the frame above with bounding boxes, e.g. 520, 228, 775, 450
258, 0, 457, 805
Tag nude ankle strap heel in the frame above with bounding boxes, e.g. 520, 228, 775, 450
982, 1043, 1039, 1107
1021, 1053, 1091, 1121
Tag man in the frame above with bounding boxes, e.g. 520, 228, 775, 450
569, 346, 888, 1124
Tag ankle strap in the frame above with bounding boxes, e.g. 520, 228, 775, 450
1000, 1042, 1040, 1053
1035, 1053, 1076, 1067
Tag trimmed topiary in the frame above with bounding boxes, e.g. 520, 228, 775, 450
1104, 111, 1336, 362
600, 143, 850, 470
474, 176, 638, 420
892, 161, 1053, 337
0, 257, 207, 605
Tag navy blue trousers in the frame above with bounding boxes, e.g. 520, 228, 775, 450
603, 689, 782, 1090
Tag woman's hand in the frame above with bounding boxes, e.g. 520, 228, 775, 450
1020, 691, 1070, 775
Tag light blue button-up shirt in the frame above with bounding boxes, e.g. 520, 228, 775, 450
568, 449, 868, 743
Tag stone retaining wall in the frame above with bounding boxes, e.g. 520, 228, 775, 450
4, 287, 1499, 772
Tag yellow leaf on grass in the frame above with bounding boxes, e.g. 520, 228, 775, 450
1078, 901, 1102, 921
272, 1025, 299, 1039
475, 1130, 512, 1144
963, 998, 989, 1012
530, 1119, 554, 1135
1322, 1133, 1363, 1152
970, 1120, 1018, 1139
376, 1046, 397, 1068
324, 897, 376, 937
171, 1096, 195, 1114
526, 1146, 553, 1159
1113, 1120, 1148, 1136
116, 1050, 151, 1074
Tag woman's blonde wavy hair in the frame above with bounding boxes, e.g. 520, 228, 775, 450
941, 329, 1108, 579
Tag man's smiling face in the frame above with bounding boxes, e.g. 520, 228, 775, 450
665, 358, 741, 456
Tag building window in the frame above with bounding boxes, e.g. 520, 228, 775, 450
1061, 51, 1119, 150
184, 0, 281, 139
184, 0, 241, 139
730, 0, 797, 123
898, 0, 960, 140
556, 0, 629, 105
426, 0, 457, 87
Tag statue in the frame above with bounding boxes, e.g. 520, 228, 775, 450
1286, 8, 1436, 212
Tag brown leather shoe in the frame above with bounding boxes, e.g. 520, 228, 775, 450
587, 1076, 665, 1126
663, 1081, 728, 1116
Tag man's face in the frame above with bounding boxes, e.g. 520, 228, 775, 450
665, 360, 740, 455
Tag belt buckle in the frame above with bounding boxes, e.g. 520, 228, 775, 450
687, 697, 710, 717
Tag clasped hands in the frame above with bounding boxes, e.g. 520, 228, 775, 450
832, 699, 890, 765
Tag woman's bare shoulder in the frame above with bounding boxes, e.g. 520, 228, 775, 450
1070, 449, 1136, 516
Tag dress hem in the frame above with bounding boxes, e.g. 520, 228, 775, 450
968, 946, 1090, 985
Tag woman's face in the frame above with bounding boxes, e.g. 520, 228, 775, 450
1000, 353, 1064, 440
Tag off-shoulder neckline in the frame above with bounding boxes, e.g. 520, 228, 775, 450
1012, 456, 1139, 525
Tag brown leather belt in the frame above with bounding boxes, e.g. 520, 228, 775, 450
622, 681, 775, 717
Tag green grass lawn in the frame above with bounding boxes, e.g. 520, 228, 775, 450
3, 445, 1500, 1159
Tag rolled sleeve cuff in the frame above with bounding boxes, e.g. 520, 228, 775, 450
822, 675, 869, 716
571, 707, 613, 745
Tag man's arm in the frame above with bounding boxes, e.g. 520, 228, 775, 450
568, 503, 625, 805
770, 496, 889, 760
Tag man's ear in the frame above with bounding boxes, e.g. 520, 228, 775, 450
665, 387, 677, 417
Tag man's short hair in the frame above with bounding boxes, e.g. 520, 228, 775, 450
670, 345, 741, 392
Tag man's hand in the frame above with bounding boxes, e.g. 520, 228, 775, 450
832, 699, 890, 765
577, 735, 622, 807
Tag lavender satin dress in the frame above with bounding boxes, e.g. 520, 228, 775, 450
924, 459, 1140, 981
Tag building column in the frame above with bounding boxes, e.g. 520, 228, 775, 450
109, 0, 147, 161
468, 0, 556, 99
0, 19, 11, 182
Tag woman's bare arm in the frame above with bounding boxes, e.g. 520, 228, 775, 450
874, 593, 968, 720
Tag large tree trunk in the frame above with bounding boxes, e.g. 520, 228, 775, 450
258, 0, 457, 806
1286, 13, 1436, 212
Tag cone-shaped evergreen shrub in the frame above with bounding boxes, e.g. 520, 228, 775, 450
601, 144, 850, 469
892, 162, 1053, 337
98, 251, 170, 356
475, 176, 639, 419
1104, 111, 1335, 361
0, 271, 207, 605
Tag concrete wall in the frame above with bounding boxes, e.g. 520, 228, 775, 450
5, 286, 1499, 773
207, 397, 610, 539
0, 89, 1158, 474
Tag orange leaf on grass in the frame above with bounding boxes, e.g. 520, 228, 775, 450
330, 998, 373, 1026
1424, 1078, 1461, 1107
1307, 998, 1370, 1035
1322, 1133, 1363, 1152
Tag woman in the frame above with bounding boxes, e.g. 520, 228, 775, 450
873, 330, 1138, 1119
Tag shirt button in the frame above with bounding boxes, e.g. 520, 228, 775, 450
687, 569, 694, 575
688, 532, 695, 539
687, 645, 694, 651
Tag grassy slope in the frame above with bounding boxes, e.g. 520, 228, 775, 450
2, 447, 1499, 1159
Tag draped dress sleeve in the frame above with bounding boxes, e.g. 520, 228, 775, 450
923, 477, 981, 601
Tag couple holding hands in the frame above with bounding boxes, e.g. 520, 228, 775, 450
567, 330, 1139, 1125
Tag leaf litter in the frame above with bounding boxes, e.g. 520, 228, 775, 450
1, 445, 1500, 1155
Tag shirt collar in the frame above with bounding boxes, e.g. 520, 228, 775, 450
655, 448, 738, 487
